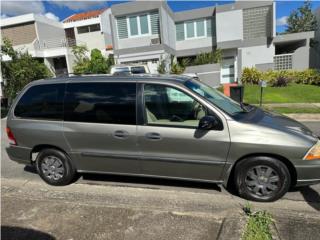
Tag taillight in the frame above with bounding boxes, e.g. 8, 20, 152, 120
6, 127, 17, 145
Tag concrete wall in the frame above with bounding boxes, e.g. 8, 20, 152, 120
240, 45, 275, 69
313, 8, 320, 69
117, 34, 160, 49
75, 30, 106, 51
160, 6, 175, 50
292, 45, 310, 70
216, 10, 243, 43
176, 37, 214, 51
185, 63, 221, 87
36, 21, 65, 41
100, 8, 113, 47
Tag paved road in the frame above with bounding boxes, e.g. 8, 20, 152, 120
1, 118, 320, 203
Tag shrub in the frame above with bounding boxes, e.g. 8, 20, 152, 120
293, 69, 320, 85
157, 59, 166, 74
241, 68, 320, 86
241, 67, 262, 85
170, 62, 185, 74
264, 70, 291, 87
193, 49, 223, 66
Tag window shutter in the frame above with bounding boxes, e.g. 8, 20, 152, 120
206, 18, 212, 37
150, 11, 160, 35
176, 23, 185, 41
117, 17, 128, 39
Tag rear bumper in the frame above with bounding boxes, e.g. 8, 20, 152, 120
6, 145, 31, 165
295, 161, 320, 187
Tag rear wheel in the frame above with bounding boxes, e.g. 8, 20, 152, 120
36, 149, 76, 186
234, 157, 291, 202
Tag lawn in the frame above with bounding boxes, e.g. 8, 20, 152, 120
244, 84, 320, 104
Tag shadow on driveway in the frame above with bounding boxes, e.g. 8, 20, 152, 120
81, 173, 222, 192
299, 186, 320, 211
1, 226, 55, 240
24, 165, 222, 192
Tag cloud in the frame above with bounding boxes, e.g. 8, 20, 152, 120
276, 16, 288, 26
1, 0, 45, 16
44, 12, 60, 21
49, 0, 105, 10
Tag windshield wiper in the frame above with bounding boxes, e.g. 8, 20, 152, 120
240, 102, 253, 112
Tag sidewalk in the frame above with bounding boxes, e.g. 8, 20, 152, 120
2, 178, 320, 240
260, 102, 320, 121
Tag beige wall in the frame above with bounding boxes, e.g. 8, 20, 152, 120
1, 22, 37, 46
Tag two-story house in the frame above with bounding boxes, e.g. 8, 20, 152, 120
110, 1, 176, 73
1, 13, 75, 77
63, 8, 113, 56
110, 1, 276, 82
110, 1, 319, 85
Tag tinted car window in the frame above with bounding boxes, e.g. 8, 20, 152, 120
14, 84, 65, 120
131, 66, 146, 74
64, 82, 136, 125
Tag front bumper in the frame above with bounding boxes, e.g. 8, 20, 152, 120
295, 161, 320, 187
6, 145, 31, 165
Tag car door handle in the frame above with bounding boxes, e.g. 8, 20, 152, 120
145, 132, 161, 140
113, 130, 129, 139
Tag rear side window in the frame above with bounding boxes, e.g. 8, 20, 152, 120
64, 82, 136, 125
131, 66, 146, 74
14, 84, 65, 120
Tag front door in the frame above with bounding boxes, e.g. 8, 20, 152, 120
63, 81, 140, 174
137, 83, 230, 181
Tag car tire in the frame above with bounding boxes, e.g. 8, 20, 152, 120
36, 148, 76, 186
234, 157, 291, 202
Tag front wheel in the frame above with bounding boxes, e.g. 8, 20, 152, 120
36, 149, 76, 186
234, 157, 291, 202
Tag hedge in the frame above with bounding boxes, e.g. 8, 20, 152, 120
241, 67, 320, 86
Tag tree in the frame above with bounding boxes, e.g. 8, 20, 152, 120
71, 45, 90, 75
88, 49, 108, 74
1, 38, 52, 100
71, 46, 114, 75
286, 1, 318, 33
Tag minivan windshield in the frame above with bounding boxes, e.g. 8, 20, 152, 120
184, 80, 245, 116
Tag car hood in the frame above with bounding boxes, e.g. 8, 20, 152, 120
236, 108, 318, 140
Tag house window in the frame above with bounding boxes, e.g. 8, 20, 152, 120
176, 18, 211, 41
116, 11, 159, 39
77, 24, 101, 34
140, 15, 149, 34
129, 16, 139, 36
127, 14, 150, 37
196, 20, 205, 37
186, 21, 195, 38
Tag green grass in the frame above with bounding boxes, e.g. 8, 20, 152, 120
242, 205, 273, 240
244, 84, 320, 104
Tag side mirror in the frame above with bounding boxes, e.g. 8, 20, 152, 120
198, 115, 220, 130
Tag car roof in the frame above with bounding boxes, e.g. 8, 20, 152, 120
29, 74, 193, 86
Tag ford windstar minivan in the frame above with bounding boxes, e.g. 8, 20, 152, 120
6, 75, 320, 202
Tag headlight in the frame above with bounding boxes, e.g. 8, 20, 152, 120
304, 141, 320, 160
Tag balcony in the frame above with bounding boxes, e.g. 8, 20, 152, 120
34, 38, 77, 50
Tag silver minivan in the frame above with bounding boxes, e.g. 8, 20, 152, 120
6, 75, 320, 202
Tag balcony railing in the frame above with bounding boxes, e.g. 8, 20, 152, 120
34, 38, 77, 50
274, 53, 293, 70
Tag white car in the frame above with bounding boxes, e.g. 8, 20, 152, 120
110, 65, 150, 75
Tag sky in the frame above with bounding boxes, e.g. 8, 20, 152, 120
1, 1, 320, 33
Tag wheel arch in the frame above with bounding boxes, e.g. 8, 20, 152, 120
224, 153, 297, 189
30, 144, 74, 166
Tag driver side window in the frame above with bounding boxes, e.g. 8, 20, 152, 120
143, 84, 207, 127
